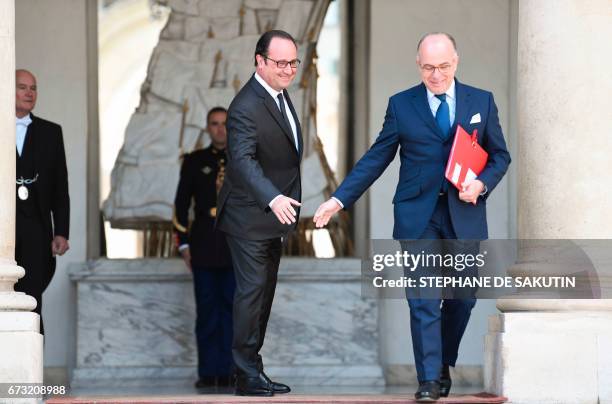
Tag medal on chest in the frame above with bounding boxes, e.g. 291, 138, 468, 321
16, 174, 38, 201
18, 185, 29, 201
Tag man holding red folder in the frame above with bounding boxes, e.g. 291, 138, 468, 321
314, 32, 510, 401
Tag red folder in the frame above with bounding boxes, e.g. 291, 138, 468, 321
445, 125, 488, 191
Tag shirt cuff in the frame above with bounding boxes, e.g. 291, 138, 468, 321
269, 194, 282, 208
479, 182, 488, 196
178, 244, 189, 252
331, 196, 344, 209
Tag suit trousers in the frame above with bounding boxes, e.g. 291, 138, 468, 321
225, 235, 282, 377
15, 211, 53, 334
404, 196, 477, 382
191, 266, 235, 378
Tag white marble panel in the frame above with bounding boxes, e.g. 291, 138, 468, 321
262, 282, 378, 365
300, 153, 327, 217
120, 111, 182, 163
245, 0, 283, 9
77, 280, 196, 367
182, 86, 207, 128
197, 0, 242, 18
200, 35, 259, 66
181, 126, 205, 153
199, 88, 236, 113
71, 258, 383, 386
115, 163, 179, 215
102, 199, 173, 224
240, 8, 260, 36
276, 0, 315, 41
159, 12, 185, 40
183, 16, 208, 40
150, 51, 210, 103
156, 40, 201, 62
287, 85, 305, 122
186, 16, 241, 41
168, 0, 201, 16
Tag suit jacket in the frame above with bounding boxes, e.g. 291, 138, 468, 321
174, 146, 231, 269
333, 80, 511, 240
22, 113, 70, 240
217, 75, 303, 240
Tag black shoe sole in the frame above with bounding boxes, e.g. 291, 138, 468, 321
440, 380, 451, 397
235, 390, 274, 397
415, 397, 439, 403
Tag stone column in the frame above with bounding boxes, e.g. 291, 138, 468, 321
485, 1, 612, 403
0, 0, 43, 396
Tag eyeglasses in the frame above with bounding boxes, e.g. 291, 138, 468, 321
264, 56, 301, 69
420, 63, 453, 75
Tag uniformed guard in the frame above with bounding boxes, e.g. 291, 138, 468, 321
173, 106, 235, 389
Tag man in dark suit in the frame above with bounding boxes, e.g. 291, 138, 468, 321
314, 33, 511, 402
174, 106, 236, 390
14, 69, 70, 334
216, 30, 303, 397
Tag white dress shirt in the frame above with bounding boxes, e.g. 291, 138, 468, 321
426, 79, 456, 124
254, 72, 299, 150
254, 72, 300, 207
16, 114, 32, 156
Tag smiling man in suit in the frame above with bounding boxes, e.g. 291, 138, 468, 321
14, 69, 70, 335
314, 33, 510, 402
216, 30, 303, 397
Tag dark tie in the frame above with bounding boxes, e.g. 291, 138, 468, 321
436, 94, 451, 193
276, 93, 293, 135
435, 93, 451, 139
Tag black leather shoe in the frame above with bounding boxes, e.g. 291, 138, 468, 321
440, 365, 452, 397
217, 375, 234, 388
195, 376, 216, 388
261, 372, 291, 394
415, 380, 440, 402
235, 373, 274, 396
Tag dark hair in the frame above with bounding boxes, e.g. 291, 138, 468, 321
206, 106, 227, 124
254, 30, 298, 66
416, 32, 458, 54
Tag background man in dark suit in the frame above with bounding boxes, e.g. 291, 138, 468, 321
14, 69, 70, 334
174, 106, 235, 390
314, 33, 511, 402
216, 30, 303, 397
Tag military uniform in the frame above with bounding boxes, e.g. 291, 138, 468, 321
174, 145, 235, 382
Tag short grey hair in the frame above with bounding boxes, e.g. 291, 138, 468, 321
416, 32, 458, 54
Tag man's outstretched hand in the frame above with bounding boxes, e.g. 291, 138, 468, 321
313, 199, 342, 228
271, 195, 302, 224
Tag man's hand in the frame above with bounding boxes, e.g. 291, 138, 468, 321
271, 196, 302, 224
458, 179, 485, 205
51, 235, 69, 256
180, 247, 192, 271
313, 199, 342, 228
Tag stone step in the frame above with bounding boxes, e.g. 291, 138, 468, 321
47, 393, 506, 403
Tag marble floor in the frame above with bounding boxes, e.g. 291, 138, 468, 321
45, 385, 506, 404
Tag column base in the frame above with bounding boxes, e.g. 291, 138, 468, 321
0, 312, 43, 404
485, 311, 612, 403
